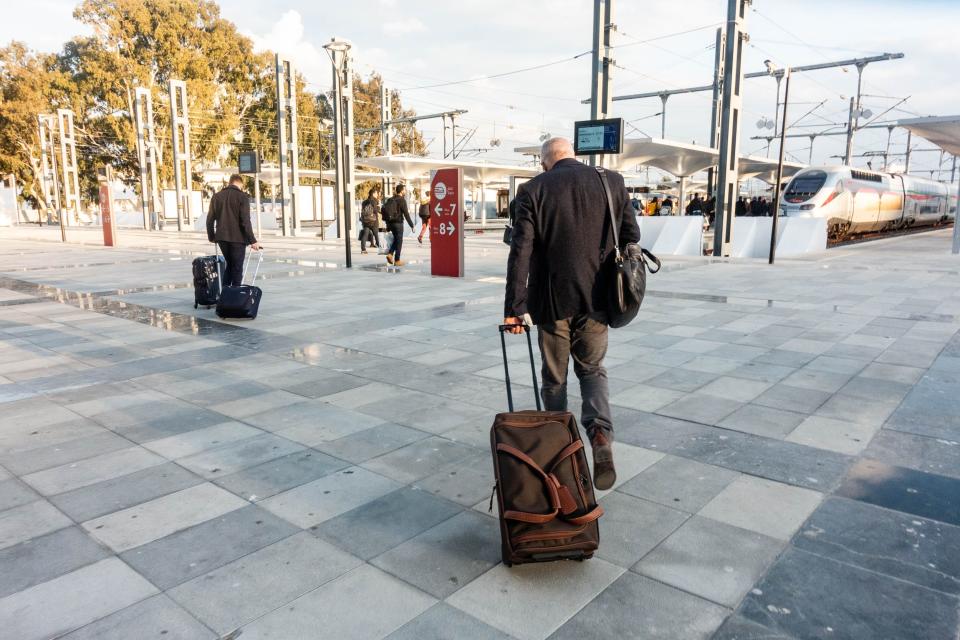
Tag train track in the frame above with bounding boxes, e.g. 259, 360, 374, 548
828, 222, 955, 248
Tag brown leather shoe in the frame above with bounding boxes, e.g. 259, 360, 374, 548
590, 432, 616, 491
385, 253, 394, 264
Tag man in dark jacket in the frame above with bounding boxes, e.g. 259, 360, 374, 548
381, 183, 415, 266
359, 186, 381, 254
207, 175, 261, 287
503, 137, 641, 490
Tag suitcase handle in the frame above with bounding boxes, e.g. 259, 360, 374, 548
241, 249, 264, 286
498, 324, 542, 412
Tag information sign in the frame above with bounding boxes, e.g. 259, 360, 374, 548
430, 167, 464, 277
573, 118, 624, 155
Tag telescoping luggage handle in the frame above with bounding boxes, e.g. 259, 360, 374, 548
498, 324, 542, 412
240, 249, 264, 286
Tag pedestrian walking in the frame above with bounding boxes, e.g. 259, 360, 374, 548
417, 190, 431, 244
503, 137, 641, 490
206, 174, 261, 287
359, 186, 381, 254
381, 183, 415, 266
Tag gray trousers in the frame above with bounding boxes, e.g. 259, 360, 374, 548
537, 313, 613, 440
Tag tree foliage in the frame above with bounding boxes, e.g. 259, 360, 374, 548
0, 0, 427, 209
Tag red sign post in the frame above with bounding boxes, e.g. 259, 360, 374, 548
430, 167, 464, 277
98, 182, 116, 247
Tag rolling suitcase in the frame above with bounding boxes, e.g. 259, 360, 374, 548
216, 250, 263, 320
192, 250, 225, 309
490, 325, 603, 567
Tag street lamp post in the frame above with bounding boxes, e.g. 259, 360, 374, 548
769, 66, 791, 265
324, 38, 355, 269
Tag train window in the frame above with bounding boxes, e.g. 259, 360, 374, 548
785, 170, 827, 202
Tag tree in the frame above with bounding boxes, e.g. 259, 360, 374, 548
0, 43, 69, 211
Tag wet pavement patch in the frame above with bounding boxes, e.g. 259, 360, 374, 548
836, 458, 960, 527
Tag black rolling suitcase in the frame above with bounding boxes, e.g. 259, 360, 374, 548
192, 250, 225, 309
490, 325, 603, 567
216, 250, 263, 319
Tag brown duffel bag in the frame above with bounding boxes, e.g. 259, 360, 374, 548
490, 325, 603, 567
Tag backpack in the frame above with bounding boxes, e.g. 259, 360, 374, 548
361, 201, 378, 226
381, 196, 402, 223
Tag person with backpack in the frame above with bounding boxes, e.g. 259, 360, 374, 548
359, 186, 381, 254
417, 190, 431, 244
381, 183, 415, 266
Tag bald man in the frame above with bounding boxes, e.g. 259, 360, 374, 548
503, 137, 641, 490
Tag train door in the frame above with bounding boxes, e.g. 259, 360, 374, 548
849, 187, 881, 233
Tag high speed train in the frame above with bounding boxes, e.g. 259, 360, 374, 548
779, 166, 957, 239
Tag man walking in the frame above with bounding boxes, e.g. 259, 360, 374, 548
381, 183, 415, 266
360, 186, 381, 254
503, 137, 640, 490
207, 174, 261, 286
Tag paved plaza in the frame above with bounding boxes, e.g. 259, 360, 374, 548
0, 225, 958, 639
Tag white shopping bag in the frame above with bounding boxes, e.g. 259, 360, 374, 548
378, 230, 394, 255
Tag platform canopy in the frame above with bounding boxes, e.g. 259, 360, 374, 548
514, 137, 805, 184
897, 115, 960, 156
357, 154, 538, 183
738, 155, 806, 183
896, 115, 960, 254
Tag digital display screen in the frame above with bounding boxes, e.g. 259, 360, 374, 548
574, 118, 623, 155
238, 151, 259, 174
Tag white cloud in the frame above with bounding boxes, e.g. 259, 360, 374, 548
246, 10, 330, 89
382, 18, 427, 36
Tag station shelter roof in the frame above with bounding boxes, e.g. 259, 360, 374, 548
896, 115, 960, 156
357, 155, 539, 183
514, 137, 806, 184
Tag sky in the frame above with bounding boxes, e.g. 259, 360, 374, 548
3, 0, 958, 181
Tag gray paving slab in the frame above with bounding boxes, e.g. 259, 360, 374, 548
718, 403, 807, 439
259, 465, 401, 528
739, 548, 959, 640
141, 421, 263, 459
168, 531, 361, 635
362, 436, 479, 484
315, 487, 462, 560
373, 510, 501, 599
0, 557, 158, 640
549, 572, 729, 640
796, 497, 960, 596
177, 433, 305, 479
315, 422, 430, 463
752, 383, 832, 414
82, 482, 247, 552
0, 430, 131, 476
634, 515, 784, 607
22, 446, 165, 496
213, 448, 348, 501
595, 491, 688, 567
699, 475, 822, 541
60, 594, 215, 640
121, 504, 299, 590
413, 450, 495, 506
618, 455, 740, 513
447, 558, 625, 640
0, 525, 109, 599
864, 429, 960, 479
711, 615, 797, 639
0, 478, 38, 512
49, 461, 201, 522
235, 564, 436, 640
386, 603, 513, 640
0, 499, 72, 550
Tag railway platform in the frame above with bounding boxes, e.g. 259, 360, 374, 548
0, 226, 958, 639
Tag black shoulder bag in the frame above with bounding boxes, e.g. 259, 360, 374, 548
596, 167, 661, 328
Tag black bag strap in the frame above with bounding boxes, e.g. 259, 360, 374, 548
498, 324, 542, 412
596, 167, 621, 262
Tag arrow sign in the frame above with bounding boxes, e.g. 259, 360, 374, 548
445, 221, 455, 235
435, 203, 443, 216
430, 167, 464, 278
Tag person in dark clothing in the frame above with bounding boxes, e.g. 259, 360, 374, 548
504, 137, 640, 491
704, 195, 716, 226
417, 190, 431, 244
686, 195, 703, 215
735, 197, 746, 218
207, 175, 261, 287
359, 186, 381, 254
381, 183, 415, 266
